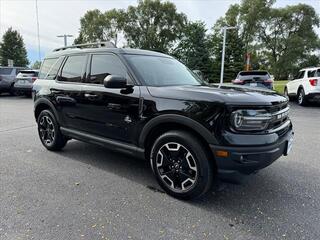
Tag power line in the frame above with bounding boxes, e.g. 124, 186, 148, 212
35, 0, 41, 62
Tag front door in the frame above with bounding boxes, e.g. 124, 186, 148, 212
288, 70, 305, 95
78, 53, 141, 144
54, 54, 88, 131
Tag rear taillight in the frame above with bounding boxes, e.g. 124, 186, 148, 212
264, 79, 273, 83
32, 77, 37, 82
309, 79, 318, 86
233, 78, 244, 84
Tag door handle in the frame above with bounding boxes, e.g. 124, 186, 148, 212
56, 96, 76, 105
84, 93, 98, 98
51, 89, 61, 94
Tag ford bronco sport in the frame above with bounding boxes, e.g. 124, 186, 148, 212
33, 42, 294, 200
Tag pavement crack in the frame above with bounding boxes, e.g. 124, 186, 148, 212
0, 125, 36, 133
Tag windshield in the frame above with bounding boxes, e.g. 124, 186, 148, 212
125, 54, 203, 86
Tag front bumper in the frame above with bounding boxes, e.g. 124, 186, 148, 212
210, 129, 294, 180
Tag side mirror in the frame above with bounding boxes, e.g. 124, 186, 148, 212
104, 75, 128, 89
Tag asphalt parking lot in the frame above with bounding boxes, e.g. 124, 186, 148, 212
0, 95, 319, 240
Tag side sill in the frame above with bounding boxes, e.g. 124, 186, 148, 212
60, 127, 145, 159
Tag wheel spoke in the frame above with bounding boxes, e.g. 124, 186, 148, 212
38, 115, 55, 146
156, 142, 198, 192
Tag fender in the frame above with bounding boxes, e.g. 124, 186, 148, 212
138, 114, 218, 147
34, 98, 61, 123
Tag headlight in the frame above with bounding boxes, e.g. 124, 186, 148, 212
230, 109, 272, 131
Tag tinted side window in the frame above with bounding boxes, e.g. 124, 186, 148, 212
88, 54, 127, 84
39, 57, 63, 80
59, 55, 87, 82
308, 70, 315, 78
295, 71, 305, 79
0, 68, 13, 75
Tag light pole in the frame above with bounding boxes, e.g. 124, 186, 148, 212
220, 26, 238, 85
57, 34, 73, 47
35, 0, 41, 61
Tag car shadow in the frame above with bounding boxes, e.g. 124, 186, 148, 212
51, 140, 318, 239
54, 140, 157, 187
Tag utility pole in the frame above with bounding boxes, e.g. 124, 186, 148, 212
57, 34, 73, 47
220, 26, 238, 85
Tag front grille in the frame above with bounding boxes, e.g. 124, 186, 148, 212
266, 102, 290, 134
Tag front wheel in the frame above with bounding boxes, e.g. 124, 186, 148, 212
9, 84, 16, 96
37, 110, 68, 151
150, 131, 214, 200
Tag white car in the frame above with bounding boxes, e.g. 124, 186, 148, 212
284, 67, 320, 106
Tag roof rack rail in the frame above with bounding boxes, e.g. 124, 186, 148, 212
53, 41, 116, 52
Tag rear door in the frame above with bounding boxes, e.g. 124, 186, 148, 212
78, 53, 141, 143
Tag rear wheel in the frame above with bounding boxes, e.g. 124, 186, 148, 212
37, 110, 68, 151
297, 88, 308, 106
150, 131, 214, 200
284, 87, 293, 101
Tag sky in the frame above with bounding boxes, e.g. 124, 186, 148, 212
0, 0, 319, 65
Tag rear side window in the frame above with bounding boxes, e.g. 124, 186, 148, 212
88, 54, 127, 84
59, 55, 87, 82
39, 57, 64, 80
295, 71, 305, 79
0, 68, 13, 75
308, 70, 315, 78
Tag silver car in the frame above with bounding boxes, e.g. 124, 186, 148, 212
0, 67, 27, 95
14, 70, 39, 97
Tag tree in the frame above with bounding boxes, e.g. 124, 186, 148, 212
0, 27, 29, 67
74, 9, 124, 46
219, 0, 320, 80
239, 0, 275, 52
172, 21, 211, 80
209, 5, 245, 82
256, 4, 320, 79
31, 60, 42, 69
122, 0, 187, 53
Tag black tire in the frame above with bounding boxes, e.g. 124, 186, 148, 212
9, 84, 16, 96
284, 87, 293, 101
297, 88, 308, 106
37, 110, 68, 151
150, 130, 214, 200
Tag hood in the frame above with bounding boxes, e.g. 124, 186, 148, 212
147, 84, 287, 106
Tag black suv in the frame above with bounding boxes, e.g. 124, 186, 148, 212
33, 42, 294, 200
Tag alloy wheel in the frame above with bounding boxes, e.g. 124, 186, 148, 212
39, 115, 55, 145
155, 142, 198, 193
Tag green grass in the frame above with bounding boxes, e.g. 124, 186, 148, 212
273, 80, 288, 94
